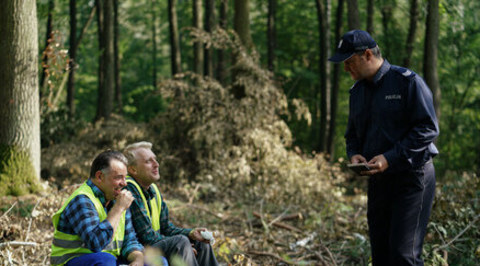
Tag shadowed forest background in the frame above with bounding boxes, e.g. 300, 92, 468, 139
1, 0, 479, 265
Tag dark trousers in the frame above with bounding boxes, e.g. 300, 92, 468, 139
367, 162, 436, 266
154, 235, 219, 266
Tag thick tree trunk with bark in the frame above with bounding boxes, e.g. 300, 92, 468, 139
267, 0, 277, 72
0, 0, 41, 194
424, 0, 441, 119
193, 0, 204, 75
168, 0, 182, 75
403, 0, 419, 68
234, 0, 253, 50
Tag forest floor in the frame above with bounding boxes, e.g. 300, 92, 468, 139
1, 117, 478, 265
0, 167, 370, 266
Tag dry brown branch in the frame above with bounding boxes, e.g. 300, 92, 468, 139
1, 202, 17, 218
186, 203, 225, 220
247, 250, 292, 264
252, 211, 302, 232
0, 241, 38, 248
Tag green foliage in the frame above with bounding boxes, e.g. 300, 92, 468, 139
0, 145, 42, 196
424, 172, 480, 265
41, 106, 86, 148
123, 85, 166, 122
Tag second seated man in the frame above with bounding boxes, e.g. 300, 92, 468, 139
123, 141, 219, 266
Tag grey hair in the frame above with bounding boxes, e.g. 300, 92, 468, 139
370, 45, 382, 58
124, 141, 153, 166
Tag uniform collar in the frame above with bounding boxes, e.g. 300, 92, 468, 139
87, 178, 109, 206
372, 59, 391, 85
128, 176, 156, 200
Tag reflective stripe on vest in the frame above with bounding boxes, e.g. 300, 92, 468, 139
50, 182, 126, 265
126, 176, 162, 232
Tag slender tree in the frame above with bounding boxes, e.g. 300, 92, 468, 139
68, 0, 77, 116
204, 0, 215, 77
168, 0, 182, 75
267, 0, 277, 72
67, 4, 96, 116
328, 0, 345, 160
95, 0, 115, 120
0, 0, 41, 194
40, 0, 55, 95
346, 0, 360, 30
232, 0, 254, 99
424, 0, 441, 118
217, 0, 228, 84
315, 0, 331, 153
381, 1, 394, 61
366, 0, 374, 34
95, 0, 105, 120
234, 0, 253, 50
193, 0, 204, 75
403, 0, 419, 68
114, 0, 122, 113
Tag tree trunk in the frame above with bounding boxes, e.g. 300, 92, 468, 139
267, 0, 277, 72
381, 1, 393, 61
328, 0, 344, 160
234, 0, 253, 50
424, 0, 441, 119
0, 0, 41, 195
114, 0, 122, 113
404, 0, 418, 68
95, 0, 115, 120
193, 0, 203, 75
216, 0, 228, 84
95, 0, 105, 121
315, 0, 331, 153
40, 0, 54, 97
366, 0, 374, 34
168, 0, 182, 75
204, 0, 215, 77
346, 0, 360, 30
68, 0, 76, 116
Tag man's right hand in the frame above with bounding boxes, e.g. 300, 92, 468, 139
350, 154, 367, 164
115, 190, 134, 211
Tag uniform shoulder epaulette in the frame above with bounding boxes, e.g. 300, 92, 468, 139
392, 65, 415, 79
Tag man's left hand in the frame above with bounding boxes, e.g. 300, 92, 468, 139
363, 154, 389, 175
189, 228, 210, 243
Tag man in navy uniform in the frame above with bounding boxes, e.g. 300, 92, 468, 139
329, 30, 439, 265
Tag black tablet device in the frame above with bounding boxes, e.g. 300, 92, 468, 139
347, 163, 370, 175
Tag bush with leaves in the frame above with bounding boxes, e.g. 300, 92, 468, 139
149, 29, 339, 206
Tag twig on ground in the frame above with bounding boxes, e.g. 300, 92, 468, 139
253, 211, 302, 232
186, 203, 224, 220
1, 201, 18, 218
437, 213, 480, 250
0, 241, 38, 249
247, 250, 293, 265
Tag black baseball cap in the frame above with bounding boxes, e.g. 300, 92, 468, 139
328, 30, 377, 63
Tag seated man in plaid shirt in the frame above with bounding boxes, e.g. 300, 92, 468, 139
124, 141, 218, 266
50, 150, 144, 265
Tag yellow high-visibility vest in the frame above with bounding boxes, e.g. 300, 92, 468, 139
126, 176, 162, 232
50, 181, 126, 265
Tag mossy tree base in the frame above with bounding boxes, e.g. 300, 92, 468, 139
0, 145, 42, 196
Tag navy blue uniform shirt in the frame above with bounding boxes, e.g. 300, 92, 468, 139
345, 60, 439, 172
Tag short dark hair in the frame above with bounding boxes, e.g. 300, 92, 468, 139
89, 150, 128, 178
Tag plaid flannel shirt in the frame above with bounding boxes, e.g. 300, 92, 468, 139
56, 179, 143, 259
126, 180, 191, 246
